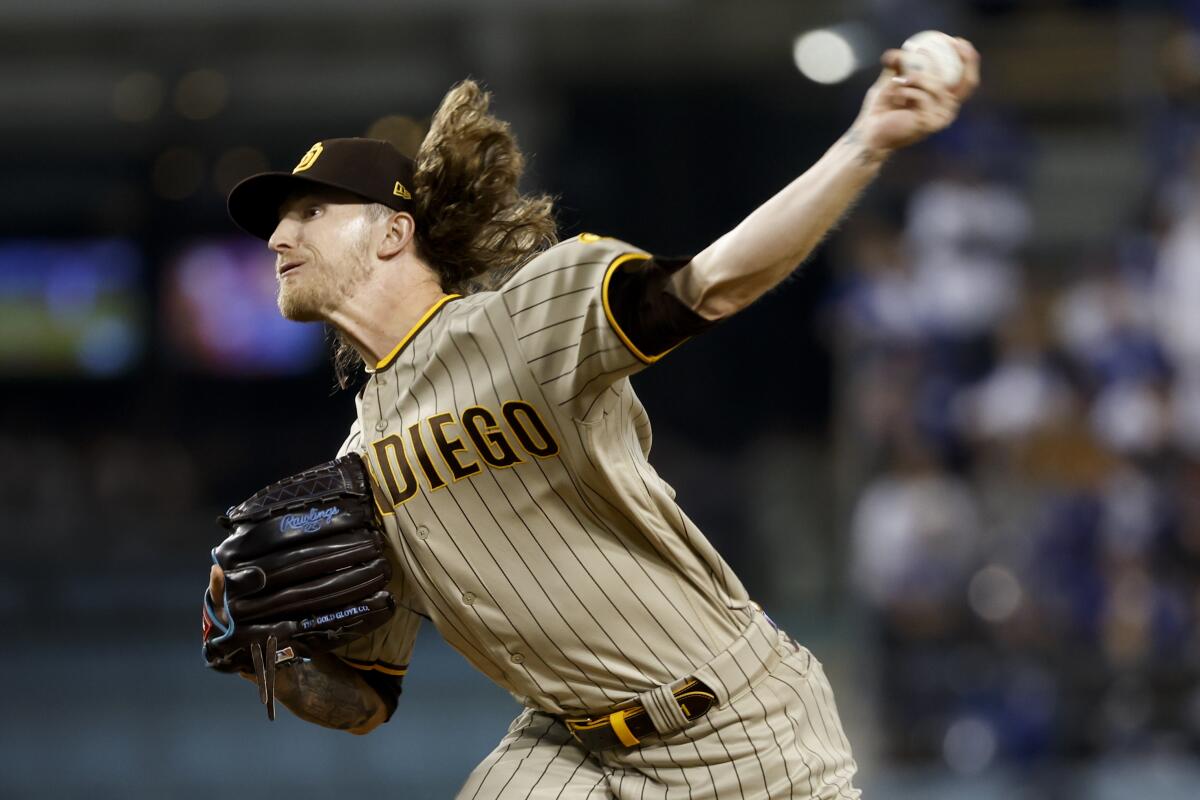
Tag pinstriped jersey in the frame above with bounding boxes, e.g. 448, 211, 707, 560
334, 234, 753, 715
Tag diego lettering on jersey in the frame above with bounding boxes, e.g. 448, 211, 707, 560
369, 400, 560, 510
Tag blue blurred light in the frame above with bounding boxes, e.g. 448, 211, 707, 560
163, 237, 324, 376
0, 238, 144, 376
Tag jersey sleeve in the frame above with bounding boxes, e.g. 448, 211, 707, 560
332, 417, 421, 722
501, 235, 713, 417
331, 597, 420, 722
335, 418, 364, 458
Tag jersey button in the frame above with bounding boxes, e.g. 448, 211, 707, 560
509, 652, 525, 664
415, 525, 429, 540
376, 376, 387, 386
375, 420, 388, 432
462, 592, 476, 605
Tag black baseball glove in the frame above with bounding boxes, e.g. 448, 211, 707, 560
202, 453, 396, 719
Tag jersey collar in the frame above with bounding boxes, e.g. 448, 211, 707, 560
372, 294, 462, 372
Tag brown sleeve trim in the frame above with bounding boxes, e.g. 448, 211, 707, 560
601, 253, 715, 364
339, 656, 409, 676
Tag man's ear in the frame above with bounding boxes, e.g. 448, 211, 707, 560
377, 211, 416, 259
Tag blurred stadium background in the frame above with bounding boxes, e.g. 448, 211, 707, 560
4, 0, 1200, 797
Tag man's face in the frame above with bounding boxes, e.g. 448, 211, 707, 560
268, 190, 377, 321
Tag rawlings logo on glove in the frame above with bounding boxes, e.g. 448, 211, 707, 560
280, 506, 341, 534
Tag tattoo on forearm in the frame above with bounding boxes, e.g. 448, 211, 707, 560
271, 658, 383, 732
842, 127, 885, 167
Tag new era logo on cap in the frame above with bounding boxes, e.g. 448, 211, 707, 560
227, 137, 418, 241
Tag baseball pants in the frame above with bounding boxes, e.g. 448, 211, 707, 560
457, 613, 861, 800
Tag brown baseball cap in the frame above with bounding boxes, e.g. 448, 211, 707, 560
227, 137, 417, 240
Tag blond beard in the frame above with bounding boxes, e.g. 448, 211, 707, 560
276, 238, 373, 322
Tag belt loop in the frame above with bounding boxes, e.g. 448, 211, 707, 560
637, 681, 691, 736
609, 709, 641, 747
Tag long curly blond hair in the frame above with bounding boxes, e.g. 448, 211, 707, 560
331, 80, 558, 388
413, 80, 558, 293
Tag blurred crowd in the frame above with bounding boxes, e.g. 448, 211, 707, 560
831, 114, 1200, 771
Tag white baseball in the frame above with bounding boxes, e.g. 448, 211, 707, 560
900, 30, 964, 87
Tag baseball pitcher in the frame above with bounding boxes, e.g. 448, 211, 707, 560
203, 39, 979, 798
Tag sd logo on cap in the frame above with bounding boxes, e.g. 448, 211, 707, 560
293, 142, 324, 174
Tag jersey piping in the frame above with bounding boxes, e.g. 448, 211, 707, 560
375, 293, 463, 371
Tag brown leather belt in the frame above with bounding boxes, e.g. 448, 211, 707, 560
563, 679, 717, 750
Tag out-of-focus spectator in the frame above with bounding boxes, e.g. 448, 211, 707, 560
851, 438, 981, 613
905, 170, 1031, 341
1054, 256, 1165, 389
954, 306, 1072, 443
832, 219, 924, 350
1090, 379, 1172, 456
1153, 201, 1200, 373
